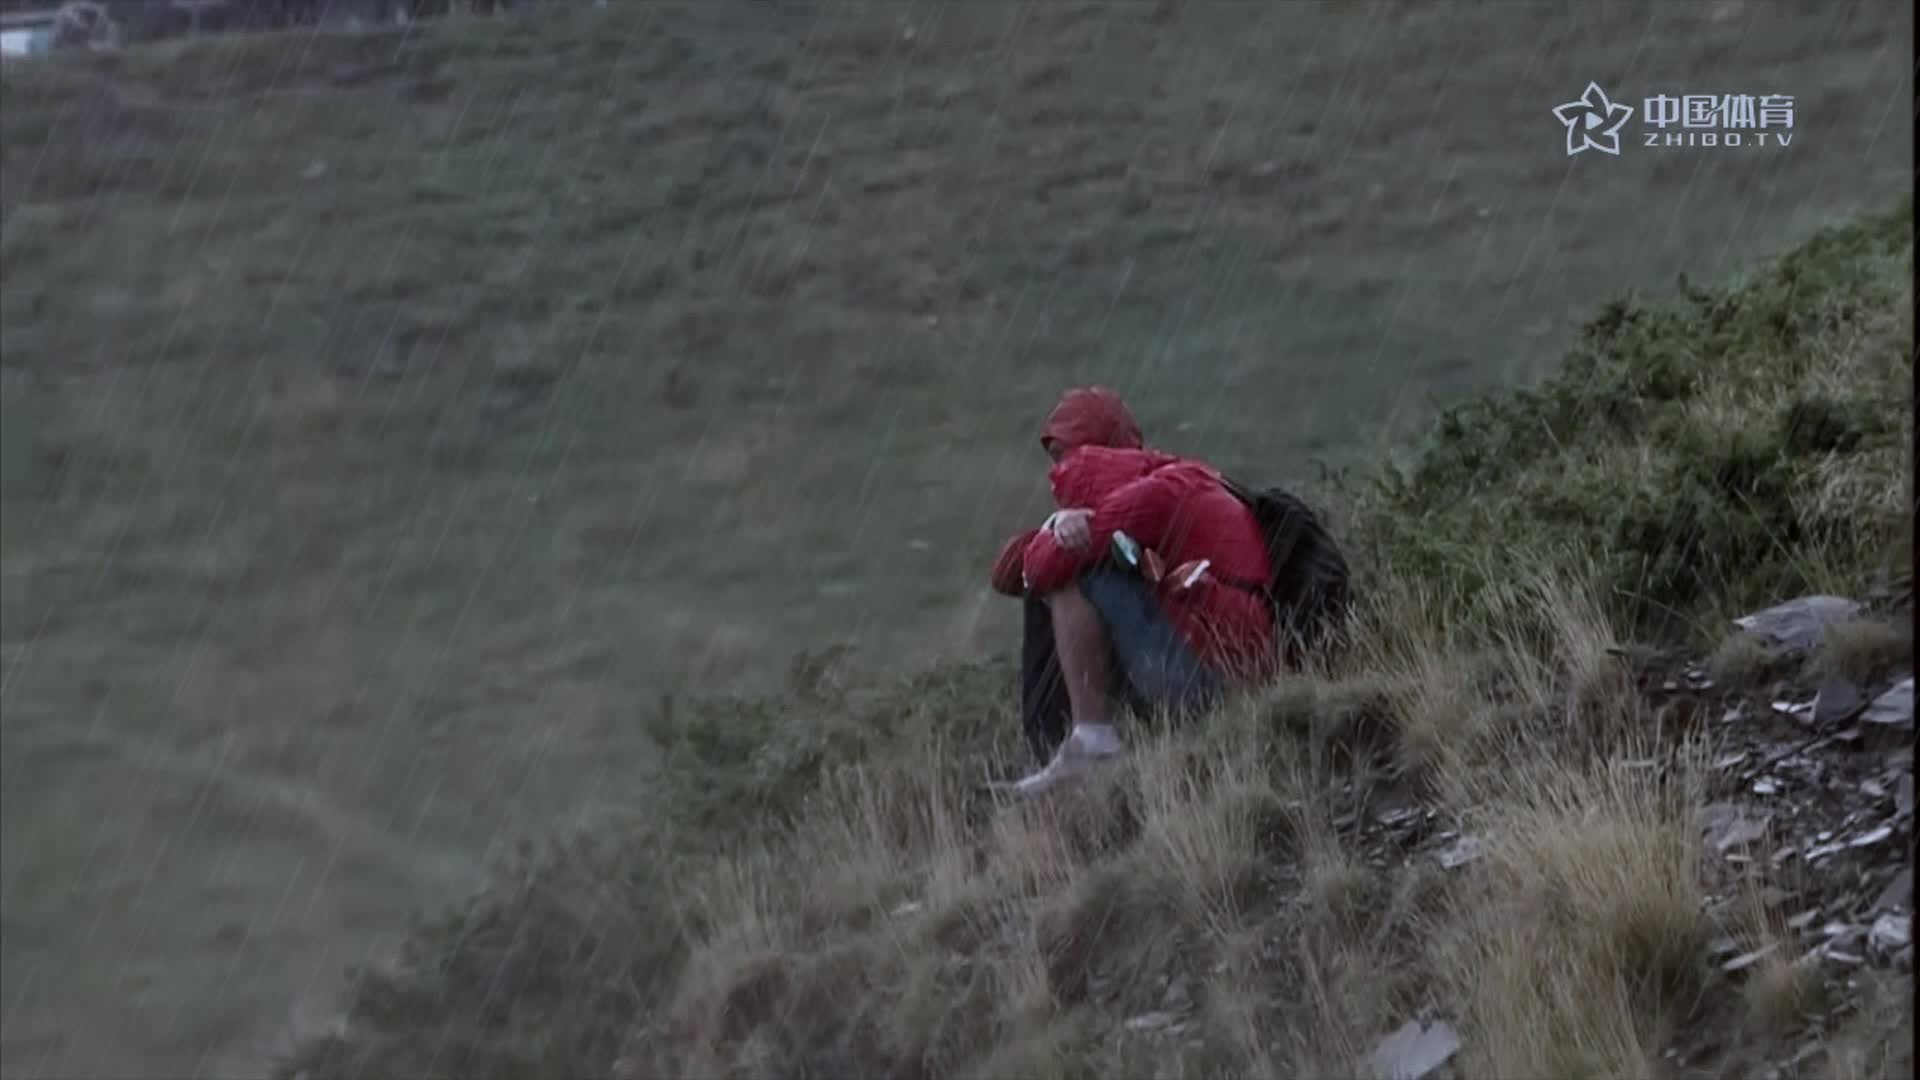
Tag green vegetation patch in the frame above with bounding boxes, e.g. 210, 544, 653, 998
1343, 200, 1912, 640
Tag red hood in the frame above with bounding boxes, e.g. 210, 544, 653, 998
1040, 386, 1143, 455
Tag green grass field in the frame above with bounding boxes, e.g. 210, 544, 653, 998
0, 1, 1910, 1076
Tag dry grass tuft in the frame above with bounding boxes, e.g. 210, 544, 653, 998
1430, 743, 1709, 1079
1129, 729, 1300, 927
1303, 851, 1380, 936
1710, 631, 1781, 690
1035, 861, 1200, 1012
1817, 616, 1915, 685
1724, 862, 1830, 1034
1742, 952, 1829, 1033
1342, 579, 1493, 789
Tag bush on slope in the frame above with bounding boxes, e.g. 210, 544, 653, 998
1343, 200, 1911, 640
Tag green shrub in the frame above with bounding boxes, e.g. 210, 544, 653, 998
1340, 200, 1911, 640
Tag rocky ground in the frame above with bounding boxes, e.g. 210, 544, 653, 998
1005, 592, 1915, 1080
1320, 594, 1914, 1080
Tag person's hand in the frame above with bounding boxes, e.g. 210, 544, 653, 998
1045, 508, 1094, 553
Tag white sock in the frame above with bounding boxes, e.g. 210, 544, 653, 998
1070, 723, 1122, 755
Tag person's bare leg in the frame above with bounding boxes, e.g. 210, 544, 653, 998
1047, 585, 1112, 730
1010, 586, 1123, 794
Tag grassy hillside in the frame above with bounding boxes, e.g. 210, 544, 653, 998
0, 0, 1911, 1076
279, 203, 1913, 1080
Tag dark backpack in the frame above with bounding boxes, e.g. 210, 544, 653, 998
1216, 478, 1353, 669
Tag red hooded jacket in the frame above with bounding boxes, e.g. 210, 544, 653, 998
990, 388, 1276, 680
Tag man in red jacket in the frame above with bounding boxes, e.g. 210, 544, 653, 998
990, 387, 1276, 795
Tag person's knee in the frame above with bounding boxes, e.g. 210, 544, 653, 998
1045, 589, 1112, 658
1043, 582, 1101, 619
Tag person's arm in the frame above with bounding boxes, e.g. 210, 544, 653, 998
1020, 471, 1183, 594
990, 528, 1040, 596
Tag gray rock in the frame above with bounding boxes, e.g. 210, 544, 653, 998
1821, 921, 1863, 944
1812, 678, 1868, 726
1365, 1019, 1461, 1080
1870, 914, 1910, 952
1805, 839, 1847, 862
1848, 824, 1894, 849
1124, 1010, 1184, 1035
1861, 678, 1913, 727
1788, 1042, 1825, 1070
1710, 812, 1773, 854
1733, 596, 1865, 653
1871, 866, 1910, 913
1436, 834, 1488, 869
1697, 802, 1740, 835
1722, 944, 1779, 973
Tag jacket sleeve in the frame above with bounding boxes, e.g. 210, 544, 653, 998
990, 529, 1040, 596
1020, 471, 1185, 595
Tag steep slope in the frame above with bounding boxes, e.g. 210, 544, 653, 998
281, 205, 1911, 1080
0, 2, 1910, 1076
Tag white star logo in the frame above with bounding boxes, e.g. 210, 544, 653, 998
1552, 82, 1634, 157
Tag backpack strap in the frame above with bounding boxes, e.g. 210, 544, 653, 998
1212, 476, 1265, 596
1219, 476, 1310, 582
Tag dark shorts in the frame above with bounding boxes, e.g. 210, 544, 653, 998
1020, 568, 1223, 765
1078, 569, 1224, 713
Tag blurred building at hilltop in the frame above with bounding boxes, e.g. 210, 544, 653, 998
1, 0, 540, 56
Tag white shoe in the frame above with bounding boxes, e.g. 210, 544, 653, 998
1009, 724, 1123, 796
